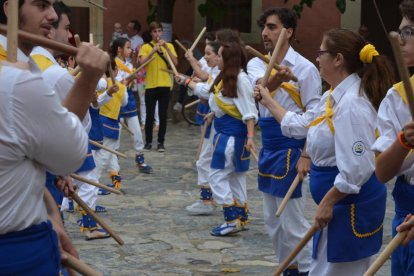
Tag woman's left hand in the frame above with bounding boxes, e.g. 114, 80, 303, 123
245, 137, 256, 153
314, 201, 334, 230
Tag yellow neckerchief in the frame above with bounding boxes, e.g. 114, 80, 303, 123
307, 88, 335, 134
207, 71, 213, 85
31, 54, 55, 72
213, 80, 242, 120
393, 75, 414, 105
0, 45, 6, 61
264, 56, 304, 110
115, 57, 132, 74
99, 78, 126, 120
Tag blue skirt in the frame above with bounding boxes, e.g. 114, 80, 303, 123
0, 221, 60, 275
89, 107, 103, 150
101, 115, 120, 140
310, 164, 386, 262
120, 88, 137, 118
258, 117, 305, 198
75, 144, 96, 173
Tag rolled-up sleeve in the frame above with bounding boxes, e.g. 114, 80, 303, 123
13, 75, 87, 175
234, 73, 258, 123
247, 57, 265, 86
194, 82, 211, 100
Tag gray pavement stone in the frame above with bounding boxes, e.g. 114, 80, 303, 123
64, 121, 393, 275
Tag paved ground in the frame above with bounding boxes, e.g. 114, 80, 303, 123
65, 120, 394, 275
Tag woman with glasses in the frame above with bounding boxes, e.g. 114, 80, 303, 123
255, 28, 394, 275
374, 1, 414, 275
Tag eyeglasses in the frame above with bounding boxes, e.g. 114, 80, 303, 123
398, 26, 414, 42
316, 50, 330, 57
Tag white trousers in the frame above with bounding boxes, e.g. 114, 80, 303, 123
263, 192, 312, 272
196, 125, 215, 185
61, 169, 99, 210
94, 137, 120, 181
120, 115, 144, 153
309, 227, 373, 276
209, 137, 247, 205
138, 83, 159, 126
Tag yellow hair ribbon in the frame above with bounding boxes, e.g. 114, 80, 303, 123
359, 44, 379, 64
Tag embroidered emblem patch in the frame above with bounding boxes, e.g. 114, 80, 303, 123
352, 141, 365, 156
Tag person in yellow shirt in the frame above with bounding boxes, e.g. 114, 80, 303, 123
139, 21, 178, 152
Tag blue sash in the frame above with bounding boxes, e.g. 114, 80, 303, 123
196, 101, 210, 125
0, 221, 60, 275
391, 176, 414, 275
100, 115, 120, 140
75, 144, 96, 173
88, 107, 103, 150
258, 117, 305, 197
211, 115, 250, 172
120, 88, 137, 118
310, 164, 386, 262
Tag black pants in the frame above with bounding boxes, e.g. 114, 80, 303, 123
145, 87, 170, 144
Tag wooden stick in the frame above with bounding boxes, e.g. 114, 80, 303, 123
74, 34, 82, 47
245, 45, 298, 82
0, 24, 78, 56
120, 121, 134, 136
189, 27, 207, 52
389, 32, 414, 117
276, 174, 300, 217
273, 225, 318, 276
164, 48, 178, 76
195, 121, 209, 161
185, 99, 200, 109
175, 40, 188, 52
70, 173, 122, 195
6, 0, 18, 62
251, 149, 259, 162
262, 28, 287, 88
71, 192, 125, 245
89, 139, 127, 159
363, 231, 407, 276
63, 253, 103, 276
124, 56, 155, 81
89, 33, 94, 44
160, 68, 190, 79
70, 66, 81, 76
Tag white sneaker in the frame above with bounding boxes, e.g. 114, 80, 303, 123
210, 220, 241, 236
185, 200, 214, 215
173, 102, 182, 111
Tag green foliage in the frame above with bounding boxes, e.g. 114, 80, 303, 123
147, 0, 157, 25
198, 0, 226, 24
285, 0, 355, 18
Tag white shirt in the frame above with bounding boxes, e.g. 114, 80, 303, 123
194, 59, 220, 100
31, 47, 91, 133
208, 71, 258, 123
282, 74, 377, 194
372, 87, 414, 183
0, 55, 87, 234
95, 78, 128, 108
115, 58, 133, 82
247, 46, 321, 117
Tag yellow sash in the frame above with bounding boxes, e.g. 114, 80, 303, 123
31, 54, 55, 72
264, 57, 304, 110
393, 75, 414, 105
115, 58, 132, 74
213, 80, 242, 120
307, 89, 335, 134
99, 79, 126, 120
0, 45, 6, 61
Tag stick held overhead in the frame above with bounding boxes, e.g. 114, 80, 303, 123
189, 27, 207, 52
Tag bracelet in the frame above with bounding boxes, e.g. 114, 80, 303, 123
184, 78, 191, 87
247, 135, 254, 139
300, 155, 311, 159
398, 131, 414, 149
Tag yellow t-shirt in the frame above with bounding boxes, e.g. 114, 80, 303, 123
139, 41, 177, 89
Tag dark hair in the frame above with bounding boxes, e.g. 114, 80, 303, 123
0, 0, 24, 24
110, 37, 130, 58
129, 19, 141, 33
207, 41, 220, 55
148, 21, 162, 32
204, 31, 216, 42
52, 1, 71, 29
257, 7, 297, 39
323, 28, 395, 110
210, 41, 247, 98
401, 0, 414, 22
215, 28, 240, 44
106, 56, 117, 77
